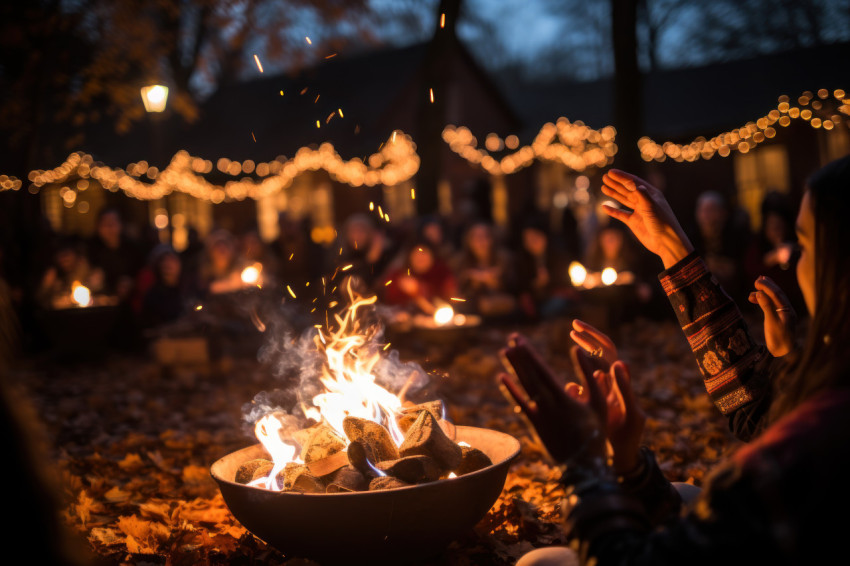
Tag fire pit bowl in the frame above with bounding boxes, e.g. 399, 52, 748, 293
211, 425, 520, 563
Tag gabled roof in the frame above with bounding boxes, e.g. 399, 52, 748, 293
502, 41, 850, 140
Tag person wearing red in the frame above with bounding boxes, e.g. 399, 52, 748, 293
382, 241, 457, 315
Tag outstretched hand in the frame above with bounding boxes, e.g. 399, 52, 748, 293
601, 169, 694, 269
748, 275, 797, 357
498, 335, 608, 469
569, 319, 619, 369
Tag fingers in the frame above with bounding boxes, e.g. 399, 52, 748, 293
607, 169, 649, 191
754, 276, 793, 313
601, 203, 632, 224
498, 373, 535, 417
564, 381, 584, 401
572, 319, 614, 349
600, 182, 634, 208
752, 290, 782, 328
503, 337, 564, 401
610, 362, 636, 410
570, 346, 607, 427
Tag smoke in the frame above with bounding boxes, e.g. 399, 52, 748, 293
242, 297, 432, 439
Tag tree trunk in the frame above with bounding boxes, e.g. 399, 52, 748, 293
415, 0, 462, 216
611, 0, 643, 175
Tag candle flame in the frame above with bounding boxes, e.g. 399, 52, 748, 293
568, 261, 587, 287
601, 267, 618, 286
434, 305, 454, 326
71, 282, 92, 307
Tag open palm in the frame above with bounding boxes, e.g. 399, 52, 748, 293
600, 169, 694, 269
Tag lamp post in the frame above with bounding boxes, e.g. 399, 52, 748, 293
140, 84, 169, 113
141, 84, 170, 242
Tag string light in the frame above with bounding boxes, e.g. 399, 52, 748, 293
14, 131, 419, 202
443, 118, 617, 175
639, 88, 849, 162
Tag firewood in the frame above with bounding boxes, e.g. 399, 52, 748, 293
250, 461, 275, 482
456, 446, 492, 475
399, 411, 462, 471
234, 459, 273, 484
299, 422, 346, 464
376, 455, 441, 483
368, 476, 410, 491
346, 440, 380, 478
306, 450, 349, 478
326, 466, 368, 493
342, 416, 399, 463
290, 472, 325, 493
279, 462, 307, 490
398, 401, 444, 434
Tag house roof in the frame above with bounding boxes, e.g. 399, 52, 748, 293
502, 41, 850, 140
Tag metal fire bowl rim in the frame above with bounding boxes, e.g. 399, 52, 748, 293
210, 424, 521, 497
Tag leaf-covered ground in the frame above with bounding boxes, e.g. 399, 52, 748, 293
10, 315, 751, 565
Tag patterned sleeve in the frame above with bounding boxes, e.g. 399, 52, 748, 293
658, 252, 772, 431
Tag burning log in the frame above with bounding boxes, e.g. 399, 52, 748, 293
325, 466, 368, 493
306, 450, 349, 478
281, 462, 308, 490
398, 401, 444, 434
455, 446, 492, 476
290, 473, 325, 493
368, 476, 410, 491
298, 422, 346, 464
346, 440, 381, 478
399, 411, 462, 471
235, 459, 274, 485
343, 416, 399, 463
376, 455, 441, 483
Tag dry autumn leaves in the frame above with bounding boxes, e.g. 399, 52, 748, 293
12, 316, 743, 565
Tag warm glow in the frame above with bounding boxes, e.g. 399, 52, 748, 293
72, 282, 92, 307
601, 267, 618, 286
241, 264, 262, 285
434, 305, 454, 326
250, 414, 300, 490
140, 85, 169, 112
568, 261, 587, 287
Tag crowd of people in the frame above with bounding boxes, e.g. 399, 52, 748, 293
0, 185, 804, 354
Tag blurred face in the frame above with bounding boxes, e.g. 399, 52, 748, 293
409, 246, 434, 274
599, 228, 623, 259
159, 253, 181, 285
696, 198, 726, 237
210, 241, 234, 270
763, 213, 787, 247
56, 249, 78, 272
522, 228, 547, 256
795, 191, 816, 316
346, 221, 372, 249
97, 211, 122, 246
423, 223, 443, 246
467, 225, 492, 259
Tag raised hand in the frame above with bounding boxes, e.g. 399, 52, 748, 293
498, 335, 607, 468
569, 319, 619, 369
748, 275, 797, 357
600, 169, 694, 269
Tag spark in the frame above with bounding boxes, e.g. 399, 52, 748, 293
310, 307, 316, 313
253, 54, 264, 73
430, 88, 434, 103
383, 343, 391, 351
305, 36, 312, 45
384, 213, 390, 222
316, 120, 320, 128
300, 87, 308, 95
385, 280, 392, 286
450, 297, 467, 302
341, 264, 353, 271
279, 90, 284, 96
369, 201, 374, 211
440, 13, 446, 28
314, 324, 322, 329
326, 111, 336, 123
195, 304, 203, 311
289, 253, 294, 260
325, 53, 337, 59
251, 132, 257, 142
328, 300, 338, 308
287, 285, 297, 298
314, 94, 320, 103
338, 108, 344, 118
392, 131, 397, 143
378, 205, 384, 217
305, 281, 310, 287
411, 188, 416, 199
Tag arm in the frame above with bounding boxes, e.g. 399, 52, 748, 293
660, 253, 775, 440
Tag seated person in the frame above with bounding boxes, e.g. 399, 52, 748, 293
140, 245, 200, 328
37, 238, 104, 308
451, 222, 517, 318
382, 241, 457, 314
86, 207, 142, 301
516, 218, 572, 320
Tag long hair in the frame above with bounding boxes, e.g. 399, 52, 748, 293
770, 155, 850, 420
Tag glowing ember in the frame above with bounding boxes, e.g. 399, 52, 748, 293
568, 261, 587, 287
601, 267, 618, 286
241, 264, 262, 285
433, 306, 454, 326
71, 282, 92, 307
253, 54, 264, 73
